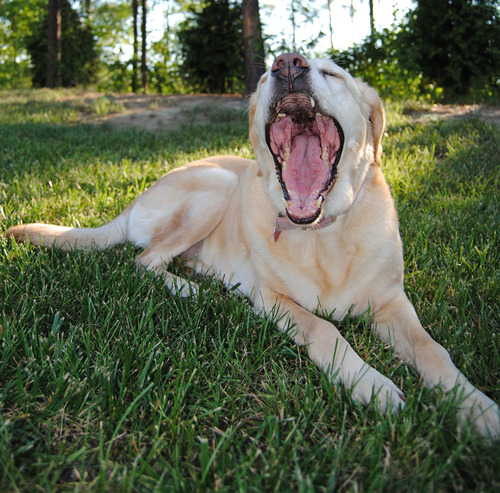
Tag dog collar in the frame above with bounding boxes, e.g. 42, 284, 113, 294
274, 215, 336, 242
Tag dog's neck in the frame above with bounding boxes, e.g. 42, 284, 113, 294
274, 215, 336, 242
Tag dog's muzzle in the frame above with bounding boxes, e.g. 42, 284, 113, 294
265, 53, 344, 225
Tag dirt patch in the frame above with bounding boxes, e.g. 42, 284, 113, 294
403, 103, 500, 127
84, 93, 249, 132
73, 93, 499, 132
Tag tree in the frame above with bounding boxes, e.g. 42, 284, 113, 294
178, 0, 244, 93
83, 0, 91, 22
334, 28, 425, 100
90, 0, 131, 91
368, 0, 374, 37
398, 0, 500, 98
131, 0, 147, 93
289, 0, 320, 51
132, 0, 139, 92
0, 0, 46, 88
269, 0, 324, 54
27, 0, 97, 87
327, 0, 334, 52
149, 0, 183, 94
46, 0, 61, 87
242, 0, 265, 95
141, 0, 148, 92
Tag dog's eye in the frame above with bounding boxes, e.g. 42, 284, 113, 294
322, 71, 341, 79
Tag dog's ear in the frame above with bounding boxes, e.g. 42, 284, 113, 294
248, 92, 264, 177
248, 93, 259, 149
355, 80, 385, 167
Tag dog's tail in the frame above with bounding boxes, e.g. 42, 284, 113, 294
6, 206, 131, 251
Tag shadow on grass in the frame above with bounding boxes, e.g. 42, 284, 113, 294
0, 118, 250, 178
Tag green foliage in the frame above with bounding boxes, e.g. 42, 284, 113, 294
397, 0, 500, 100
92, 0, 136, 92
178, 0, 244, 93
333, 0, 500, 102
2, 0, 500, 100
96, 59, 133, 92
148, 35, 188, 95
92, 0, 132, 66
0, 0, 46, 88
334, 29, 433, 101
26, 0, 98, 87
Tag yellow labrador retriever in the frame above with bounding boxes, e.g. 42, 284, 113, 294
7, 53, 499, 438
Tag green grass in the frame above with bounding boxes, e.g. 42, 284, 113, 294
1, 89, 499, 491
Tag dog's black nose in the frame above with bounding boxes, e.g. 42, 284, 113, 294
271, 53, 309, 85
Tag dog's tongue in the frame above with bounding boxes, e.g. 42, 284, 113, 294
282, 128, 329, 222
270, 112, 341, 224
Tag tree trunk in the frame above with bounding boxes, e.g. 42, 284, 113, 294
84, 0, 91, 23
369, 0, 375, 37
290, 0, 297, 52
46, 0, 61, 87
242, 0, 265, 95
327, 0, 334, 52
132, 0, 139, 93
141, 0, 148, 93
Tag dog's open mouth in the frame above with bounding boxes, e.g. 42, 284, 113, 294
266, 93, 344, 224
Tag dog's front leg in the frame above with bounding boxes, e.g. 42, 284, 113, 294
256, 291, 406, 413
373, 291, 500, 438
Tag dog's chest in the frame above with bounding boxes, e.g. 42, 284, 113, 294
265, 230, 369, 315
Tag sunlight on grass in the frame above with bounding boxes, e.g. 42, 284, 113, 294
89, 96, 126, 116
0, 90, 499, 490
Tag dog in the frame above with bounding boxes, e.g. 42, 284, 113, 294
7, 53, 499, 438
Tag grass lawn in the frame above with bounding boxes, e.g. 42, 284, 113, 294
0, 89, 499, 491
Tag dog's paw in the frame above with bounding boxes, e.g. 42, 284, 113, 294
349, 366, 406, 413
458, 389, 500, 439
166, 276, 200, 298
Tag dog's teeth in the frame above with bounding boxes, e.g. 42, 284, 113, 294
282, 198, 290, 208
322, 147, 330, 168
310, 97, 315, 108
282, 159, 288, 170
315, 195, 324, 208
284, 148, 290, 162
277, 113, 286, 120
315, 112, 331, 121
